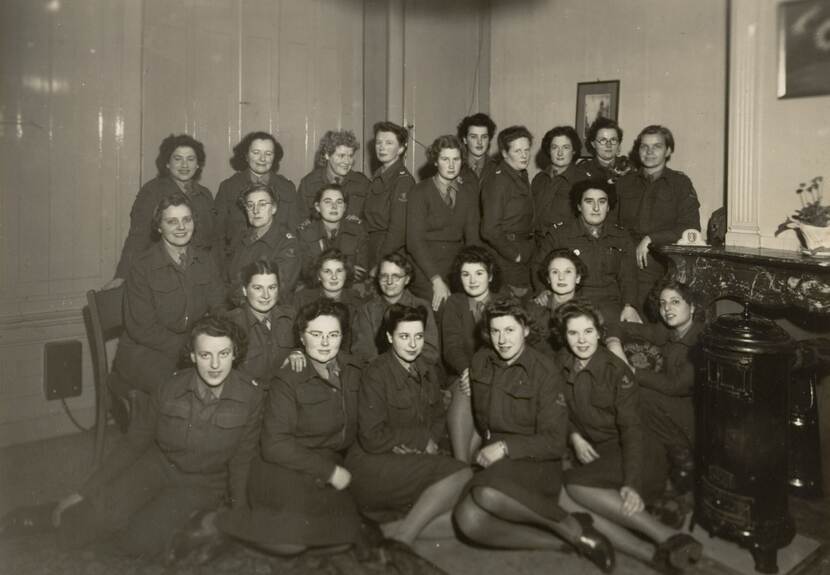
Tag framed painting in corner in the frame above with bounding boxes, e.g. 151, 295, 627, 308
575, 80, 620, 157
778, 0, 830, 98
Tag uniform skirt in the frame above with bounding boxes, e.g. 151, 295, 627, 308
347, 447, 467, 517
464, 457, 567, 522
219, 454, 362, 547
564, 434, 668, 504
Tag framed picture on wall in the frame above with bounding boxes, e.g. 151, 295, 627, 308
575, 80, 620, 157
778, 0, 830, 98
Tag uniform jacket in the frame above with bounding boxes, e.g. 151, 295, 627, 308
350, 290, 440, 365
115, 176, 216, 279
225, 304, 296, 382
559, 346, 643, 492
115, 243, 225, 370
470, 346, 568, 461
214, 170, 302, 266
296, 217, 369, 273
226, 223, 301, 292
460, 156, 499, 190
297, 168, 371, 220
536, 218, 638, 309
406, 176, 480, 281
616, 167, 701, 246
480, 161, 535, 263
358, 351, 446, 454
531, 164, 586, 237
364, 159, 414, 267
441, 292, 487, 376
261, 354, 363, 484
577, 156, 632, 183
82, 368, 264, 508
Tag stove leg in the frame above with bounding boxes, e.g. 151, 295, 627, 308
750, 544, 779, 574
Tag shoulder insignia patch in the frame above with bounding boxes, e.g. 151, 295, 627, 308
399, 170, 407, 176
495, 169, 502, 175
620, 373, 634, 389
345, 214, 362, 224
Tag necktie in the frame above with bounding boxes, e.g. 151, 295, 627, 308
263, 318, 271, 331
326, 361, 341, 389
445, 183, 457, 209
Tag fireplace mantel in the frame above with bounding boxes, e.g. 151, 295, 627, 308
660, 245, 830, 314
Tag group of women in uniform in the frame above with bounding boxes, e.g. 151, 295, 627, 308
2, 114, 706, 574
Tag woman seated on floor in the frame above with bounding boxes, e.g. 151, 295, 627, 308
606, 279, 702, 498
452, 297, 615, 573
225, 259, 296, 383
441, 245, 502, 462
1, 316, 263, 559
553, 299, 702, 573
219, 299, 365, 556
347, 304, 472, 546
113, 192, 225, 396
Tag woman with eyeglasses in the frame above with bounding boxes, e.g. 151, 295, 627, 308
226, 184, 301, 294
113, 193, 225, 396
219, 299, 366, 556
578, 117, 631, 183
296, 184, 369, 286
532, 126, 587, 237
215, 132, 302, 269
225, 259, 295, 382
298, 130, 370, 220
347, 304, 471, 546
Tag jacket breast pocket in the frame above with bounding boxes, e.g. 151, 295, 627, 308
295, 385, 336, 435
502, 383, 536, 428
157, 401, 191, 449
589, 385, 615, 409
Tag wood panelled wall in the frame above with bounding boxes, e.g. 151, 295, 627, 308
0, 0, 366, 447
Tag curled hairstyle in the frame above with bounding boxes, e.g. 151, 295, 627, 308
373, 121, 409, 154
156, 134, 206, 180
633, 124, 675, 157
378, 251, 414, 282
552, 299, 606, 350
315, 130, 360, 167
383, 303, 428, 337
646, 278, 701, 322
484, 296, 531, 330
538, 248, 588, 290
569, 178, 618, 215
307, 247, 353, 289
457, 113, 496, 140
450, 245, 502, 294
497, 125, 533, 155
230, 131, 284, 173
294, 299, 351, 346
233, 259, 281, 308
151, 192, 193, 240
186, 315, 248, 368
427, 135, 466, 165
237, 183, 277, 211
586, 117, 624, 156
539, 126, 582, 169
311, 183, 348, 221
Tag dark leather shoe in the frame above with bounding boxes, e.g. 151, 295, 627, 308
165, 509, 229, 566
572, 512, 615, 573
653, 533, 703, 572
0, 503, 56, 539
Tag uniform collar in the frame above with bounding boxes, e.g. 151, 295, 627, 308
148, 241, 203, 270
375, 158, 406, 183
485, 345, 534, 372
560, 346, 613, 379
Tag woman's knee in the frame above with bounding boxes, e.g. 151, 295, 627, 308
452, 494, 488, 537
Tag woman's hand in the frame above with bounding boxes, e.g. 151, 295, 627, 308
329, 465, 352, 490
353, 265, 368, 282
456, 368, 471, 397
392, 444, 420, 455
431, 277, 451, 312
620, 305, 642, 324
605, 337, 634, 372
619, 486, 644, 516
636, 236, 652, 269
476, 441, 507, 468
533, 290, 552, 307
52, 492, 83, 527
571, 433, 599, 464
281, 350, 306, 373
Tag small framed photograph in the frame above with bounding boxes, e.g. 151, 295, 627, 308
777, 0, 830, 99
575, 80, 620, 157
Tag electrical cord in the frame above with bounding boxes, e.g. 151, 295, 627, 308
61, 398, 93, 432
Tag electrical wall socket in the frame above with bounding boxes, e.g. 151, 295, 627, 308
44, 340, 82, 400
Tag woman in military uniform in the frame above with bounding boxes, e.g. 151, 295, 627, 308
364, 121, 415, 273
452, 298, 615, 573
532, 125, 587, 236
114, 193, 225, 395
219, 299, 364, 555
297, 130, 370, 220
295, 183, 369, 286
226, 184, 301, 294
2, 316, 263, 559
214, 132, 302, 268
225, 259, 295, 382
554, 299, 702, 573
347, 304, 471, 545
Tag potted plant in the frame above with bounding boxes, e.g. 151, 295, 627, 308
775, 176, 830, 256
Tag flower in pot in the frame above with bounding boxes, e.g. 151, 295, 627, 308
775, 176, 830, 256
